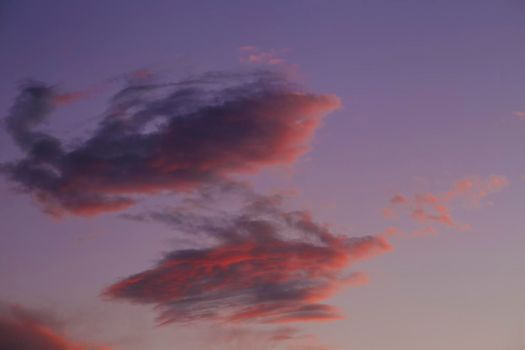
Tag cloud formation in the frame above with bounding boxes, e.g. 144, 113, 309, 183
204, 324, 337, 350
106, 191, 391, 326
239, 46, 287, 66
0, 304, 110, 350
205, 325, 299, 350
382, 176, 509, 236
3, 70, 340, 216
513, 111, 525, 120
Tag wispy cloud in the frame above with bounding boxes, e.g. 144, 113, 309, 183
239, 46, 288, 66
106, 189, 391, 327
205, 325, 300, 350
205, 325, 337, 350
52, 85, 103, 106
382, 175, 509, 237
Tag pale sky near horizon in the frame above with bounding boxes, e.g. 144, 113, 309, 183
1, 1, 525, 350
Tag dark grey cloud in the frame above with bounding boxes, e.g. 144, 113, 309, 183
0, 303, 110, 350
3, 70, 340, 217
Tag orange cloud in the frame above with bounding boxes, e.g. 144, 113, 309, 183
383, 176, 509, 236
442, 175, 509, 205
53, 90, 92, 106
52, 81, 108, 106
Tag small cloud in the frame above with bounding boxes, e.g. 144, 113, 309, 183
238, 46, 288, 66
513, 111, 525, 120
53, 90, 92, 106
0, 303, 111, 350
205, 325, 300, 350
383, 175, 509, 236
390, 194, 408, 205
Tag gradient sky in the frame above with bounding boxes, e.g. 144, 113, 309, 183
1, 1, 525, 349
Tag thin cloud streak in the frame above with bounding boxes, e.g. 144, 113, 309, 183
239, 46, 288, 66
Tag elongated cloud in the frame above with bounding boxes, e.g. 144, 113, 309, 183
53, 86, 100, 106
3, 70, 340, 216
205, 325, 335, 350
0, 304, 111, 350
106, 192, 391, 326
239, 46, 287, 65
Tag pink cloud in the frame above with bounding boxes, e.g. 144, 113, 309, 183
4, 70, 340, 216
105, 193, 391, 326
239, 46, 288, 65
513, 111, 525, 120
383, 175, 509, 236
0, 304, 111, 350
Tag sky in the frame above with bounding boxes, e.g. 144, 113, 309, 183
0, 1, 525, 349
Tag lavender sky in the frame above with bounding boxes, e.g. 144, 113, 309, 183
1, 1, 525, 349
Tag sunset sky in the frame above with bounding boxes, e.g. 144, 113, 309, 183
1, 1, 525, 350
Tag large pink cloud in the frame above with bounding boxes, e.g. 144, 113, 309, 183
106, 193, 391, 326
3, 70, 340, 216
